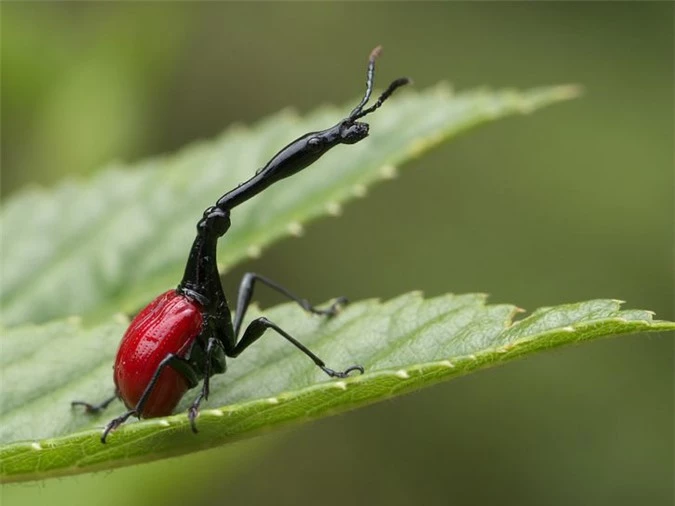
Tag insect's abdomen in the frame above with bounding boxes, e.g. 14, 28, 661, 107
114, 290, 203, 418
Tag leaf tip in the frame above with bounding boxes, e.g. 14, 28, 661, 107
247, 245, 262, 259
432, 81, 454, 98
352, 184, 368, 198
225, 122, 249, 136
407, 138, 429, 157
379, 164, 398, 180
278, 106, 300, 122
325, 201, 343, 216
287, 222, 304, 237
554, 84, 584, 100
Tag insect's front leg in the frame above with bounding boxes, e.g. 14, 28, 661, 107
222, 272, 362, 377
233, 272, 348, 337
228, 316, 364, 378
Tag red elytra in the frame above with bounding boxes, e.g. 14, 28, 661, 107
113, 290, 203, 418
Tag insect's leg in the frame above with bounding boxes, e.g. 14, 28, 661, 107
71, 392, 119, 414
187, 336, 225, 433
101, 354, 200, 443
233, 272, 347, 336
227, 316, 364, 378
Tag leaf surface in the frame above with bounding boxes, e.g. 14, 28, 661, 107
1, 295, 672, 482
0, 84, 580, 326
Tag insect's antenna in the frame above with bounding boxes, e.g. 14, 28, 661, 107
351, 77, 411, 120
348, 46, 382, 118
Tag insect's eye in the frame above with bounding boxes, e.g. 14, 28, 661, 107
307, 137, 323, 151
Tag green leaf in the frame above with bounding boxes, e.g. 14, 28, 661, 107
0, 84, 580, 326
1, 295, 672, 482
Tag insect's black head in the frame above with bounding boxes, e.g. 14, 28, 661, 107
304, 119, 369, 152
339, 120, 369, 144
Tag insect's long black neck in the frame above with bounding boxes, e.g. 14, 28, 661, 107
178, 206, 231, 308
216, 125, 344, 211
178, 46, 410, 307
177, 124, 343, 306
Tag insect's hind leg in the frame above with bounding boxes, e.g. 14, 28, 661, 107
101, 353, 200, 443
233, 272, 348, 336
72, 392, 119, 414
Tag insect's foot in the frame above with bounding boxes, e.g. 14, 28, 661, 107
188, 405, 200, 434
101, 413, 133, 444
312, 296, 349, 317
342, 364, 365, 376
321, 364, 365, 378
330, 296, 350, 314
71, 401, 101, 414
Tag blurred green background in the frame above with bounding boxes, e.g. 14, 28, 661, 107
1, 3, 672, 506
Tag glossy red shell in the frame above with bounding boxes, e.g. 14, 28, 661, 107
114, 290, 203, 418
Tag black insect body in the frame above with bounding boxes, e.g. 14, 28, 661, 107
72, 47, 411, 443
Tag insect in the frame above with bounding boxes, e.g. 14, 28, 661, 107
72, 46, 410, 443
